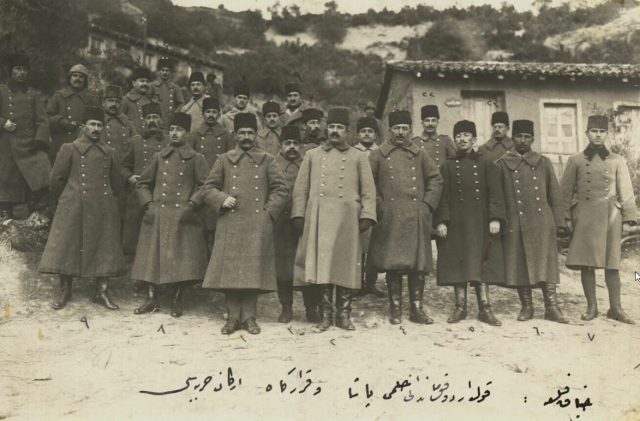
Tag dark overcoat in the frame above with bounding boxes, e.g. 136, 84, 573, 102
150, 78, 185, 122
367, 141, 442, 274
353, 142, 379, 252
434, 150, 506, 285
496, 151, 564, 287
121, 91, 155, 135
476, 136, 513, 163
101, 113, 137, 217
39, 136, 126, 277
411, 133, 456, 168
280, 108, 304, 128
561, 150, 637, 270
0, 83, 51, 203
131, 144, 210, 284
202, 146, 289, 291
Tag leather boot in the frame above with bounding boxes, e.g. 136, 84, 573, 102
475, 283, 501, 326
243, 317, 261, 334
277, 282, 294, 323
134, 284, 158, 314
542, 283, 569, 324
92, 277, 119, 310
386, 273, 403, 324
170, 285, 185, 318
408, 274, 433, 324
221, 318, 241, 335
364, 272, 385, 298
302, 286, 321, 323
52, 275, 73, 310
335, 286, 355, 330
318, 284, 334, 331
517, 288, 534, 321
447, 284, 467, 323
605, 269, 635, 324
580, 269, 598, 321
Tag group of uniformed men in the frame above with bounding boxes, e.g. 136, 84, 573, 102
0, 53, 636, 335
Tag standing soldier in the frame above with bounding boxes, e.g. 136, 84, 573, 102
39, 107, 124, 310
150, 57, 184, 123
257, 100, 282, 156
132, 112, 210, 318
205, 73, 222, 99
219, 81, 261, 133
121, 67, 155, 135
434, 120, 505, 326
362, 101, 384, 145
292, 107, 377, 331
367, 110, 443, 325
412, 105, 456, 168
178, 71, 208, 131
300, 108, 325, 155
273, 125, 321, 323
202, 113, 289, 335
477, 111, 513, 162
0, 53, 51, 218
46, 64, 100, 163
280, 82, 304, 128
561, 115, 637, 324
496, 120, 568, 324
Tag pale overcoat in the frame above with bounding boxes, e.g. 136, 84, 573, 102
178, 95, 208, 132
121, 90, 155, 135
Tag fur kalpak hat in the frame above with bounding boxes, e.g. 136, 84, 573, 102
512, 120, 534, 136
357, 117, 379, 133
234, 81, 251, 97
281, 125, 301, 142
131, 67, 151, 81
188, 72, 205, 85
421, 105, 439, 120
491, 111, 509, 126
170, 112, 191, 131
203, 97, 221, 112
302, 108, 323, 124
587, 115, 608, 131
453, 120, 477, 138
103, 85, 123, 100
327, 107, 350, 127
262, 101, 281, 116
285, 82, 301, 95
142, 102, 162, 118
388, 109, 412, 127
83, 106, 105, 124
234, 113, 258, 132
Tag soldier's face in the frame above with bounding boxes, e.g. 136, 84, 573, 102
327, 124, 348, 145
69, 72, 86, 89
235, 95, 249, 110
169, 126, 188, 145
280, 139, 301, 161
103, 98, 122, 116
304, 120, 321, 138
389, 124, 411, 146
133, 78, 149, 94
11, 66, 28, 82
422, 117, 438, 134
287, 92, 300, 108
145, 114, 163, 135
492, 123, 509, 140
514, 133, 534, 154
204, 109, 220, 125
158, 67, 172, 80
236, 128, 256, 150
358, 127, 377, 145
454, 132, 476, 153
265, 112, 279, 129
190, 81, 204, 97
84, 120, 103, 141
586, 128, 607, 149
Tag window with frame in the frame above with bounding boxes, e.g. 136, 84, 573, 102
542, 103, 578, 154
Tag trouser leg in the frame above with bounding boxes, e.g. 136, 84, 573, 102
225, 291, 242, 322
241, 291, 259, 322
605, 269, 634, 324
580, 268, 598, 321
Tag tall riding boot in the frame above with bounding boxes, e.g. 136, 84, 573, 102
302, 286, 321, 323
171, 284, 185, 318
447, 283, 467, 323
277, 282, 294, 323
605, 269, 635, 324
318, 284, 334, 331
134, 283, 158, 314
386, 272, 403, 324
52, 275, 73, 310
93, 277, 119, 310
335, 286, 355, 330
542, 283, 569, 324
580, 268, 598, 321
407, 274, 433, 324
353, 254, 369, 298
516, 287, 534, 321
475, 283, 501, 326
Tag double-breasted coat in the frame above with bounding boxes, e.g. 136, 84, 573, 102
0, 83, 51, 203
39, 136, 126, 278
178, 95, 208, 132
280, 108, 304, 128
256, 128, 281, 157
434, 150, 506, 285
46, 87, 100, 162
202, 146, 289, 292
561, 149, 637, 270
412, 133, 457, 168
101, 113, 137, 217
476, 136, 513, 163
150, 78, 185, 122
354, 142, 379, 252
121, 90, 155, 135
496, 151, 564, 287
120, 133, 170, 254
131, 143, 210, 284
274, 154, 303, 282
219, 108, 263, 134
187, 122, 236, 230
292, 142, 377, 289
366, 141, 442, 274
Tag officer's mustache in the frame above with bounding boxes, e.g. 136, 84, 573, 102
330, 132, 340, 138
108, 105, 118, 112
148, 122, 158, 128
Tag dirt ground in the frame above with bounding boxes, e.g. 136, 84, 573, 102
1, 242, 640, 421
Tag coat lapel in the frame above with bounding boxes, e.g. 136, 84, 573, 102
73, 136, 108, 155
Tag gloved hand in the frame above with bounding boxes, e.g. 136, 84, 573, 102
359, 218, 374, 233
292, 217, 305, 234
27, 139, 50, 153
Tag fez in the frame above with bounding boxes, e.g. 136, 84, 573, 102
587, 115, 609, 131
421, 105, 440, 120
512, 120, 534, 136
357, 117, 379, 133
453, 120, 477, 138
234, 113, 258, 132
170, 112, 191, 131
142, 102, 162, 118
388, 109, 412, 127
7, 53, 29, 71
83, 106, 105, 124
189, 72, 205, 85
302, 108, 323, 124
281, 125, 301, 142
203, 97, 220, 111
234, 82, 251, 97
491, 111, 510, 126
327, 107, 350, 127
131, 67, 151, 81
262, 100, 281, 116
285, 82, 301, 95
157, 57, 174, 71
103, 85, 123, 100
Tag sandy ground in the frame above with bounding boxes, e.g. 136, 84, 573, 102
1, 243, 640, 421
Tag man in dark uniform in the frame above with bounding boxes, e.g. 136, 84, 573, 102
412, 105, 456, 168
150, 57, 185, 123
477, 111, 513, 162
121, 67, 156, 135
257, 100, 282, 156
300, 108, 325, 155
280, 82, 304, 128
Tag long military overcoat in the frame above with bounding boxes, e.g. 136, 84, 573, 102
131, 144, 210, 284
412, 133, 456, 168
366, 141, 442, 274
39, 136, 126, 277
292, 142, 377, 289
256, 128, 281, 157
121, 90, 155, 135
0, 83, 51, 203
178, 95, 208, 132
476, 136, 513, 163
150, 78, 184, 122
280, 108, 304, 128
353, 142, 378, 252
434, 150, 506, 285
496, 150, 564, 287
202, 146, 289, 292
561, 150, 637, 270
102, 113, 137, 217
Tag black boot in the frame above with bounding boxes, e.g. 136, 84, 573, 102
171, 285, 185, 318
517, 288, 534, 321
277, 282, 294, 323
134, 284, 158, 314
580, 269, 598, 321
408, 274, 433, 324
364, 271, 385, 298
475, 283, 501, 326
221, 318, 241, 335
542, 283, 569, 324
605, 269, 635, 324
92, 277, 119, 310
302, 286, 321, 323
335, 286, 355, 330
52, 275, 73, 310
386, 273, 403, 324
447, 284, 467, 323
353, 254, 369, 298
318, 284, 334, 331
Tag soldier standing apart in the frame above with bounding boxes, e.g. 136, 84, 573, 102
0, 53, 51, 219
367, 110, 442, 325
39, 107, 124, 310
280, 82, 304, 128
219, 81, 261, 133
121, 67, 156, 135
477, 111, 513, 162
292, 107, 377, 331
561, 115, 637, 324
203, 113, 289, 335
353, 116, 385, 299
496, 120, 568, 324
46, 64, 100, 163
132, 112, 210, 318
434, 120, 505, 326
150, 57, 184, 123
178, 72, 208, 132
300, 108, 325, 155
273, 125, 321, 323
257, 100, 282, 156
412, 105, 456, 168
